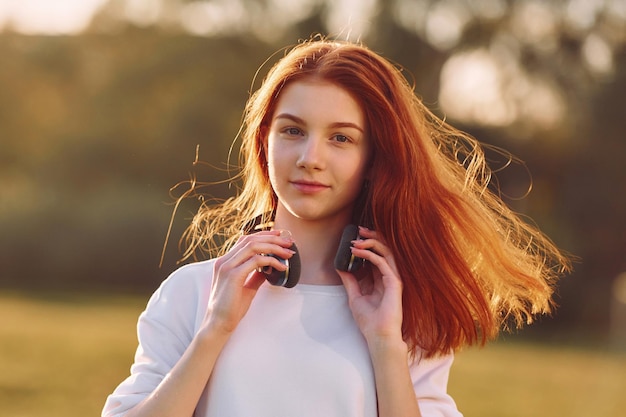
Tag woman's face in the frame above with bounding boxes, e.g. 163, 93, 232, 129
265, 79, 370, 224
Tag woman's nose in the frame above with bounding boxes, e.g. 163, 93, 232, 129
296, 137, 325, 170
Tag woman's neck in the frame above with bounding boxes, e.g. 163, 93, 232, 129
272, 209, 349, 285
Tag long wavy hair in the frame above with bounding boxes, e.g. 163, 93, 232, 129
177, 38, 571, 358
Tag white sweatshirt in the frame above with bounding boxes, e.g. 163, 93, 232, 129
102, 259, 462, 417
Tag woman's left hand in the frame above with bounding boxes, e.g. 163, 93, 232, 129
337, 227, 404, 344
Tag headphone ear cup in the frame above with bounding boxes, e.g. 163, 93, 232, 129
262, 242, 301, 288
334, 224, 365, 273
282, 243, 301, 288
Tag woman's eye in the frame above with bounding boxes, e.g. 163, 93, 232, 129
333, 134, 350, 143
283, 127, 302, 136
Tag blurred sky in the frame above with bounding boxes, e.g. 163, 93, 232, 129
0, 0, 592, 132
0, 0, 107, 34
0, 0, 622, 136
0, 0, 374, 36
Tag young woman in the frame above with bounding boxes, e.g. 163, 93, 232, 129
103, 38, 570, 417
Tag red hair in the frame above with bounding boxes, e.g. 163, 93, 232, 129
181, 38, 571, 358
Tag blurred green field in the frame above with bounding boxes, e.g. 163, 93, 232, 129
1, 292, 625, 417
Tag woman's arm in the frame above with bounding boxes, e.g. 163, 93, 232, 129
123, 324, 230, 417
339, 227, 422, 416
367, 337, 423, 417
340, 226, 459, 417
366, 332, 461, 417
104, 231, 295, 417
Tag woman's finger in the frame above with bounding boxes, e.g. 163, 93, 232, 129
221, 233, 295, 274
352, 230, 398, 273
243, 270, 267, 290
337, 270, 360, 299
351, 244, 395, 276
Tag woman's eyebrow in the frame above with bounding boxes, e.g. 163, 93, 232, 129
329, 122, 364, 133
274, 113, 305, 125
274, 113, 364, 133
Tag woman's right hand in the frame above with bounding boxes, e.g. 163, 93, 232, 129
201, 230, 296, 336
120, 231, 295, 417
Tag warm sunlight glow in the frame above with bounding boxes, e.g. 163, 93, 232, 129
582, 33, 615, 76
564, 0, 604, 32
614, 273, 626, 305
439, 48, 566, 132
325, 0, 377, 41
179, 0, 247, 37
511, 1, 558, 45
439, 49, 515, 127
123, 0, 162, 27
424, 1, 470, 50
0, 0, 107, 34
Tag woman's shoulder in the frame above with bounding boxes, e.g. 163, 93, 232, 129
141, 259, 215, 323
158, 259, 215, 294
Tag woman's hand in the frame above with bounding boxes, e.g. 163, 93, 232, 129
337, 227, 404, 344
122, 230, 296, 417
202, 230, 296, 336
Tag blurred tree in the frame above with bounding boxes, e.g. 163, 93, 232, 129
0, 0, 625, 339
0, 30, 275, 292
88, 0, 626, 130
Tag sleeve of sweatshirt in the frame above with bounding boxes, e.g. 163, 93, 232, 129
410, 351, 464, 417
101, 260, 213, 417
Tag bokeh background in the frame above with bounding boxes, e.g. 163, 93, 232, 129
1, 0, 625, 416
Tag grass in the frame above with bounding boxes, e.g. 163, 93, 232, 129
0, 292, 143, 417
1, 291, 625, 417
449, 340, 626, 416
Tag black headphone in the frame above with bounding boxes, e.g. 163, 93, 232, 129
244, 215, 365, 288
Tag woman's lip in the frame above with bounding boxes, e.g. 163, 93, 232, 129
291, 181, 329, 193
